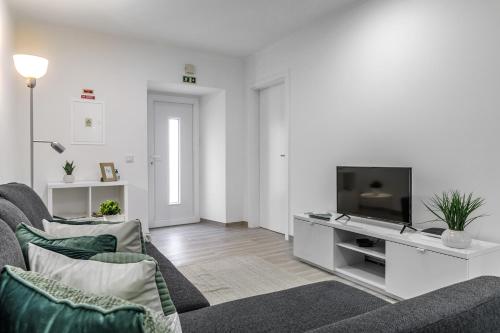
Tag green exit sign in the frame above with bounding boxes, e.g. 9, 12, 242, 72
183, 76, 196, 84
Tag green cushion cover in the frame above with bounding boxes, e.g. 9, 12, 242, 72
15, 223, 117, 265
0, 266, 180, 333
47, 219, 147, 254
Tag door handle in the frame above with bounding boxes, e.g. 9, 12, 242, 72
280, 154, 287, 158
149, 155, 161, 166
416, 248, 427, 254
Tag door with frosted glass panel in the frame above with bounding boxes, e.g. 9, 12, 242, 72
152, 101, 196, 226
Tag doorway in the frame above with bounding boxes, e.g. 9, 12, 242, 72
258, 81, 289, 235
148, 95, 199, 227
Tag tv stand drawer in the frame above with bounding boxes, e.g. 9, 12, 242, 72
293, 218, 334, 271
385, 241, 467, 299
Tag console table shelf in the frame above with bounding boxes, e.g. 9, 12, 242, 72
47, 180, 128, 220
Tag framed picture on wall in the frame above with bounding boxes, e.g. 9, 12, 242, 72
71, 99, 105, 145
99, 162, 117, 182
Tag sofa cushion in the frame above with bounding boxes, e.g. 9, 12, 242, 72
0, 183, 51, 230
0, 219, 26, 270
15, 223, 117, 265
90, 252, 178, 317
0, 198, 32, 232
43, 219, 145, 253
309, 276, 500, 333
28, 244, 173, 315
146, 243, 210, 313
0, 266, 181, 333
179, 280, 388, 333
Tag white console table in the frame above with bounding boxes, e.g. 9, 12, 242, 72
47, 181, 128, 220
293, 214, 500, 299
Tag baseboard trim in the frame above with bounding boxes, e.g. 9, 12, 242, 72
224, 221, 248, 228
200, 218, 248, 227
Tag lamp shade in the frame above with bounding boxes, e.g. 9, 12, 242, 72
13, 54, 48, 79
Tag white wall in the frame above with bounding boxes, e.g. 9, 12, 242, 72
200, 91, 227, 222
0, 1, 22, 183
13, 20, 245, 230
246, 0, 500, 241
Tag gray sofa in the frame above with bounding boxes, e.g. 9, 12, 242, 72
1, 183, 500, 332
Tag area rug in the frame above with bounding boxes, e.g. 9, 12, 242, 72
177, 255, 311, 304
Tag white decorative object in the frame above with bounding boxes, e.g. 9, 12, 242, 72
63, 174, 75, 183
293, 214, 500, 300
71, 99, 105, 145
103, 214, 126, 223
441, 229, 472, 249
47, 180, 128, 220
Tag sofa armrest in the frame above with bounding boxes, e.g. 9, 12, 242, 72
309, 276, 500, 333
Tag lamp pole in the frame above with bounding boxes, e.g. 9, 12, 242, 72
13, 54, 64, 189
28, 78, 36, 188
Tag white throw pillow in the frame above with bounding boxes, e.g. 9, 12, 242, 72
43, 219, 143, 253
28, 243, 164, 313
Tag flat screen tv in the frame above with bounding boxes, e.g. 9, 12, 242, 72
337, 166, 412, 224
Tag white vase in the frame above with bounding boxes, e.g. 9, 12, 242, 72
103, 214, 125, 223
441, 229, 472, 249
63, 174, 75, 183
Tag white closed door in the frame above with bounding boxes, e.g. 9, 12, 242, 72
259, 83, 289, 234
151, 100, 197, 227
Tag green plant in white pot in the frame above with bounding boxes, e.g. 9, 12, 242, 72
99, 200, 123, 222
62, 161, 76, 183
423, 191, 485, 249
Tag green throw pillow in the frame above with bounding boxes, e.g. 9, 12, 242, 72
0, 266, 181, 333
15, 223, 117, 265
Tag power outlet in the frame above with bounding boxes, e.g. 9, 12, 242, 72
125, 155, 134, 163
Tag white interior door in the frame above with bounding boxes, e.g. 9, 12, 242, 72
259, 82, 289, 234
150, 98, 198, 227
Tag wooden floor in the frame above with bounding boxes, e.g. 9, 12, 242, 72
150, 221, 334, 283
150, 221, 393, 301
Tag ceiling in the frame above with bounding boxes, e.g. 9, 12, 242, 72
7, 0, 354, 56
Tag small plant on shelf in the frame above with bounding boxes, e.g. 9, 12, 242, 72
99, 199, 122, 216
423, 190, 485, 249
63, 161, 76, 175
62, 161, 76, 183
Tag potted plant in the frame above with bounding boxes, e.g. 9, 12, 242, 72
423, 191, 485, 249
99, 199, 123, 222
62, 161, 76, 183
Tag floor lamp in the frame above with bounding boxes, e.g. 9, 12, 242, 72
13, 54, 66, 188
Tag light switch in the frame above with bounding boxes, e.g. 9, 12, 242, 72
125, 155, 134, 163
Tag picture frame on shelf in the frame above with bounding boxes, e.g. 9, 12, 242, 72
99, 162, 117, 182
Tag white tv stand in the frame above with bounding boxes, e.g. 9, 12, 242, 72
293, 214, 500, 299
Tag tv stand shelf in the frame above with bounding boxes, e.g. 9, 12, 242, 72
336, 240, 385, 260
293, 214, 500, 299
336, 262, 385, 290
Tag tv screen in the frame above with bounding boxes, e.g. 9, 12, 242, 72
337, 166, 412, 224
